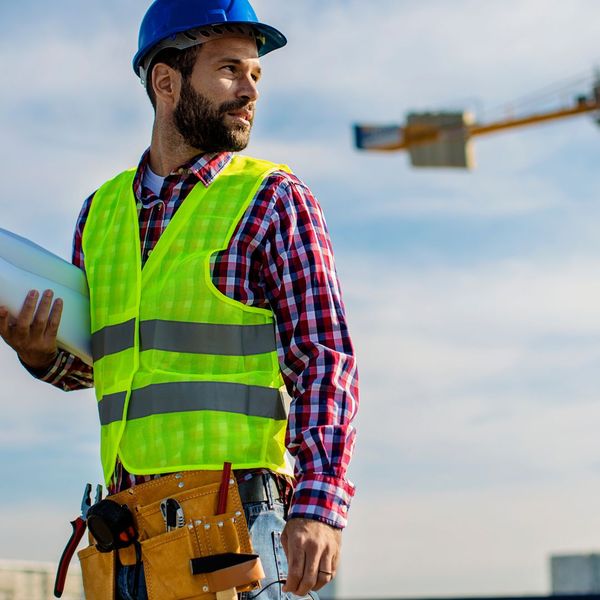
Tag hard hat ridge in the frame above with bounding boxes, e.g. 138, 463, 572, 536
133, 0, 287, 83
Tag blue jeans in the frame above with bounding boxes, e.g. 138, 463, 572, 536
116, 497, 308, 600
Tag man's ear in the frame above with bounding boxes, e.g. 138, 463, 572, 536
152, 63, 181, 109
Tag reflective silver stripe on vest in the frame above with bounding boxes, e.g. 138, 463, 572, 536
92, 319, 136, 361
98, 391, 127, 425
139, 320, 276, 356
127, 381, 286, 422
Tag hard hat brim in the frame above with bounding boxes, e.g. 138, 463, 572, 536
132, 21, 287, 77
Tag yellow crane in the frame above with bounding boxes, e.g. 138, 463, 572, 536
354, 72, 600, 168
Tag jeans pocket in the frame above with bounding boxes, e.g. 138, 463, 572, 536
271, 531, 286, 583
267, 533, 316, 600
243, 505, 286, 600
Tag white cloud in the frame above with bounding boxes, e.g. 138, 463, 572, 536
337, 254, 600, 593
0, 22, 151, 256
0, 502, 90, 563
342, 478, 600, 597
348, 257, 600, 346
0, 343, 98, 445
255, 0, 600, 115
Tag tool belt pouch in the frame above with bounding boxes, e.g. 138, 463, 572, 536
77, 544, 115, 600
117, 473, 261, 600
140, 525, 264, 600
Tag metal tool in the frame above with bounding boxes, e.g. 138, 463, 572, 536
160, 498, 185, 532
54, 483, 102, 598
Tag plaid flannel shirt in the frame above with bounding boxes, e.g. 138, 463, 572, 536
38, 150, 357, 528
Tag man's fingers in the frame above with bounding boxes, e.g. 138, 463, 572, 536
31, 290, 54, 335
282, 547, 305, 595
315, 569, 333, 591
0, 292, 60, 369
331, 551, 340, 574
294, 540, 320, 596
14, 290, 39, 338
285, 535, 321, 596
0, 306, 9, 339
45, 297, 63, 338
281, 519, 343, 595
313, 546, 336, 591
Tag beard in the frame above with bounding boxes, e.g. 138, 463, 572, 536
173, 78, 254, 152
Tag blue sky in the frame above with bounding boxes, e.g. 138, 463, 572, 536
2, 1, 600, 596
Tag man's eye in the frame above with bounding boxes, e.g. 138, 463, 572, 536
223, 65, 236, 73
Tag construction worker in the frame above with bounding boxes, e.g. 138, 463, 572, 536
0, 1, 358, 598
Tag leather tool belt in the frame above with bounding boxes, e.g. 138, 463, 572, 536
77, 470, 267, 600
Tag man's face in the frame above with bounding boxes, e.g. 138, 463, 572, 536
173, 36, 261, 152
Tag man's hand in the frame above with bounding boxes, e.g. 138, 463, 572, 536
281, 517, 342, 596
0, 289, 63, 370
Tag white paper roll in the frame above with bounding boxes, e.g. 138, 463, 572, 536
0, 228, 92, 365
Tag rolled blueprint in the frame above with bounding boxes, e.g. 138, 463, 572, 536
0, 228, 92, 365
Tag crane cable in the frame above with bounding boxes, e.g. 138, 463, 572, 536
479, 67, 598, 124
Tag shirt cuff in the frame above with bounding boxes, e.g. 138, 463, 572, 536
20, 350, 70, 383
287, 473, 355, 529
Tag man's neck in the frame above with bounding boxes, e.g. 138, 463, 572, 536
148, 121, 205, 176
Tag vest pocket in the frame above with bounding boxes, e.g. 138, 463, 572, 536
78, 544, 116, 600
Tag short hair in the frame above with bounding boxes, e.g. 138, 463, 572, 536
146, 45, 202, 110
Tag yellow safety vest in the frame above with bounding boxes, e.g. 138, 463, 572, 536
82, 155, 291, 484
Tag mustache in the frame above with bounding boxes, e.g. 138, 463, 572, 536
219, 98, 255, 115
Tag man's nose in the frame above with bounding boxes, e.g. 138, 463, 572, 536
237, 74, 259, 102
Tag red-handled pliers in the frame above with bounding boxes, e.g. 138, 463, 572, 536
54, 483, 102, 598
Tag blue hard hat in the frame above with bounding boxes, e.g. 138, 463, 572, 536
133, 0, 287, 80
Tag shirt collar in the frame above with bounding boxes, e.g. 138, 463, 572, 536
133, 149, 234, 205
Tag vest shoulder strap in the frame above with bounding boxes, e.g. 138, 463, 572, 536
229, 154, 291, 176
96, 167, 137, 195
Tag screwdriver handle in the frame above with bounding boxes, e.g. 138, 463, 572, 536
217, 462, 232, 515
